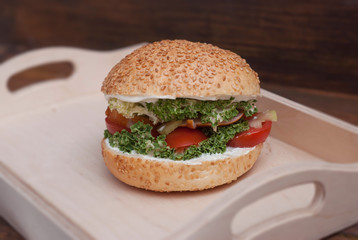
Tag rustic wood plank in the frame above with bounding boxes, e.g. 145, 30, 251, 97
0, 217, 24, 240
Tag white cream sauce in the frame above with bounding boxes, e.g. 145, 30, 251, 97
105, 138, 255, 165
105, 94, 257, 103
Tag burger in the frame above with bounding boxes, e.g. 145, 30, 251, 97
101, 40, 276, 192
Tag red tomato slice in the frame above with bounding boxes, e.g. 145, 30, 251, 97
105, 117, 130, 134
105, 108, 158, 136
165, 127, 208, 151
227, 121, 272, 148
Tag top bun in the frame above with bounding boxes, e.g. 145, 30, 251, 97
101, 40, 260, 98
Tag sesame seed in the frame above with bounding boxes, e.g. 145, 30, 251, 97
102, 39, 259, 97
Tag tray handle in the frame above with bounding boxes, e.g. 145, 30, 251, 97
0, 47, 85, 98
0, 44, 145, 117
171, 163, 358, 240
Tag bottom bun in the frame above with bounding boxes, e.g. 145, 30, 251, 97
101, 139, 263, 192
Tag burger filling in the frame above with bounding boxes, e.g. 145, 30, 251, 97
104, 97, 276, 160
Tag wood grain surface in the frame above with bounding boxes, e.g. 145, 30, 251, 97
0, 0, 357, 239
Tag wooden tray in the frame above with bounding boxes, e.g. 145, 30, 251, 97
1, 45, 358, 240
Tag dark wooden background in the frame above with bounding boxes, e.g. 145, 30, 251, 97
1, 0, 358, 95
1, 1, 358, 239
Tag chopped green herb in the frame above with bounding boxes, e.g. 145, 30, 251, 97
238, 99, 257, 117
104, 120, 249, 161
145, 98, 257, 127
104, 97, 258, 160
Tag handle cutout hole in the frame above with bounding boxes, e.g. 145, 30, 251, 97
231, 182, 324, 237
7, 61, 74, 92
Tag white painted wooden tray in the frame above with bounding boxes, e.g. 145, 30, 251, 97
1, 45, 358, 240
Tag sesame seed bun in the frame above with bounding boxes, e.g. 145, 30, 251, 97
101, 39, 260, 98
101, 139, 263, 192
